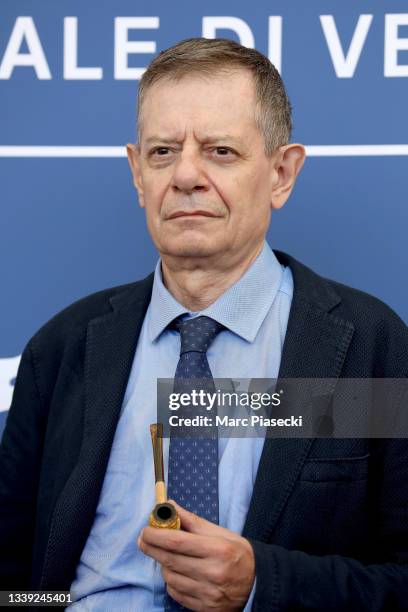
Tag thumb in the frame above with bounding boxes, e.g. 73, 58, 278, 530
168, 499, 233, 538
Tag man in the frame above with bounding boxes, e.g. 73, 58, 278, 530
1, 37, 408, 611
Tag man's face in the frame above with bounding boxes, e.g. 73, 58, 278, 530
129, 70, 282, 264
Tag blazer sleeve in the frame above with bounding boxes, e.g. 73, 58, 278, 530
249, 541, 408, 611
248, 438, 408, 611
0, 340, 47, 589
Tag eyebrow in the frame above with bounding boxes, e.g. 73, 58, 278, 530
202, 135, 245, 146
143, 134, 245, 146
144, 136, 180, 145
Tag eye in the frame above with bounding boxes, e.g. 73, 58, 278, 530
215, 147, 233, 156
151, 147, 170, 156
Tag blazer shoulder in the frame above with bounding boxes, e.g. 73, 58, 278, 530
277, 249, 406, 331
324, 276, 408, 377
275, 250, 408, 376
28, 274, 154, 356
327, 276, 407, 333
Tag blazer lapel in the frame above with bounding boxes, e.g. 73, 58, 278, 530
243, 253, 355, 542
40, 275, 153, 589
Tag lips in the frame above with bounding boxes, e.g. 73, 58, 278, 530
167, 211, 218, 219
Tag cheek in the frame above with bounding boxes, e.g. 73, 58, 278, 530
244, 168, 273, 216
208, 170, 245, 211
211, 168, 270, 218
143, 177, 171, 219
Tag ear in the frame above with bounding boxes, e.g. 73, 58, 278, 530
270, 144, 306, 210
126, 143, 145, 208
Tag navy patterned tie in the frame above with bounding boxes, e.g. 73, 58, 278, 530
165, 316, 223, 610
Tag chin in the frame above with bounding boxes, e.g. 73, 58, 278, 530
159, 236, 219, 259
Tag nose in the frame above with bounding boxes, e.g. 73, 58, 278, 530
171, 149, 209, 194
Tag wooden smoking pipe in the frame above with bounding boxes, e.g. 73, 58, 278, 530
149, 423, 181, 529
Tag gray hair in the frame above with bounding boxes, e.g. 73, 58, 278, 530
137, 37, 292, 155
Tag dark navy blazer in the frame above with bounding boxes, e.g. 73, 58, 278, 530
1, 251, 408, 611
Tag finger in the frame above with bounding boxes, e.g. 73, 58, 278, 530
162, 567, 203, 597
139, 540, 214, 581
169, 500, 220, 535
169, 500, 241, 542
164, 569, 221, 608
139, 526, 220, 558
166, 585, 203, 611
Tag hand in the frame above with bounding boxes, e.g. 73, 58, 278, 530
138, 500, 255, 611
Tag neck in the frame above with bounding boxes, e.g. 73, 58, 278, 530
160, 242, 264, 311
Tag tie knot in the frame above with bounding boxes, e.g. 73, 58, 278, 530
171, 315, 224, 355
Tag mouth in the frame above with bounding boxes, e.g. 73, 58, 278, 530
167, 211, 219, 220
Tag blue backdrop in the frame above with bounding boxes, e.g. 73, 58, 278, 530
1, 1, 407, 434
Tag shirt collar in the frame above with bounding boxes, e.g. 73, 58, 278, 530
148, 241, 284, 343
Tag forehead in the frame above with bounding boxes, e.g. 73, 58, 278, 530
138, 70, 259, 141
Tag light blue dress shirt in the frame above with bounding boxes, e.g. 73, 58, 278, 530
69, 241, 293, 611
